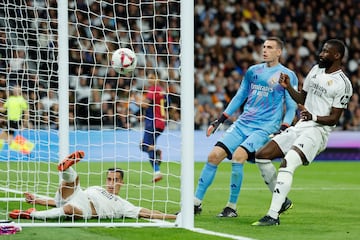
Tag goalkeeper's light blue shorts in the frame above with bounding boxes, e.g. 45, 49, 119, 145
217, 123, 270, 161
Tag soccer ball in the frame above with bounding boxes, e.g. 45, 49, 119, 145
111, 48, 137, 74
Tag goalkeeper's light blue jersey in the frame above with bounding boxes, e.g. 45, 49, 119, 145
224, 63, 298, 135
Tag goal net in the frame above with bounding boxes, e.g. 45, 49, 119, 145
0, 0, 193, 228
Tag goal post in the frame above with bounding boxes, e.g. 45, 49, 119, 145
180, 0, 195, 230
0, 0, 194, 229
58, 0, 70, 161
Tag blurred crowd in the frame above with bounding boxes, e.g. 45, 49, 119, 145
193, 0, 360, 131
0, 0, 359, 131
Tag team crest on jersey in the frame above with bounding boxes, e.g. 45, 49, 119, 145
327, 80, 333, 86
269, 77, 277, 85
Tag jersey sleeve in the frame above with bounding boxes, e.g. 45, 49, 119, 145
332, 78, 353, 109
116, 196, 142, 219
282, 70, 298, 125
223, 68, 252, 116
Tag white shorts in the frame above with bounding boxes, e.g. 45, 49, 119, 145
54, 184, 93, 219
273, 125, 328, 164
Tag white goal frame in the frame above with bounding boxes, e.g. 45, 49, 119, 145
1, 0, 194, 229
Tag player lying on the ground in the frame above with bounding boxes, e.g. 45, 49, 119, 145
9, 151, 177, 220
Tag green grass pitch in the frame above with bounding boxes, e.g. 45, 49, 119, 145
0, 160, 359, 240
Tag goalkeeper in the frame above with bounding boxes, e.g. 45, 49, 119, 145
194, 37, 298, 218
10, 151, 177, 220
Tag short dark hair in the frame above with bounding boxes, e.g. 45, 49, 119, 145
326, 39, 346, 58
107, 168, 124, 179
267, 37, 284, 49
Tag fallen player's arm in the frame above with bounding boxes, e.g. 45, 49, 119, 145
138, 208, 177, 220
24, 192, 56, 207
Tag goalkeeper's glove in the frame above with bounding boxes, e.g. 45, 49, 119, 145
269, 123, 290, 138
206, 113, 229, 137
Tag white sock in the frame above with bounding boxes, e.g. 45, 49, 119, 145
194, 197, 202, 206
226, 202, 236, 210
267, 171, 292, 219
61, 167, 77, 183
31, 207, 65, 220
267, 150, 302, 219
256, 159, 277, 192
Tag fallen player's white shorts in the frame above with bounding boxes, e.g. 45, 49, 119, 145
273, 125, 328, 164
54, 184, 93, 219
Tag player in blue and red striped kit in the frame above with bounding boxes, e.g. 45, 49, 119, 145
194, 37, 298, 217
140, 73, 167, 183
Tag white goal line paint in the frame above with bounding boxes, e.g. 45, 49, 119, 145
2, 185, 359, 201
0, 187, 56, 201
192, 227, 256, 240
0, 198, 23, 202
211, 187, 360, 191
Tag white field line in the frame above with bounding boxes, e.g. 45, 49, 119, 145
1, 186, 359, 201
210, 187, 360, 191
191, 228, 257, 240
0, 186, 51, 201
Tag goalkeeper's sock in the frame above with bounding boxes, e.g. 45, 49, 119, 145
256, 159, 277, 192
31, 207, 65, 220
226, 202, 237, 210
194, 197, 202, 206
61, 167, 77, 183
228, 162, 243, 204
195, 162, 218, 201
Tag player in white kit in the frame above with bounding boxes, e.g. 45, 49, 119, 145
9, 151, 177, 220
251, 39, 353, 226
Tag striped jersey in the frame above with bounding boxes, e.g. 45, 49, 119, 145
145, 85, 166, 130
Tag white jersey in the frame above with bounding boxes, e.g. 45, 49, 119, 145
297, 64, 352, 134
274, 64, 352, 163
85, 186, 142, 219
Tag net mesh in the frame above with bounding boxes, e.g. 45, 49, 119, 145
0, 0, 182, 226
